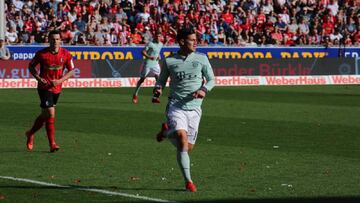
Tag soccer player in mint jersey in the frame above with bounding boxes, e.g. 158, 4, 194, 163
154, 28, 215, 192
26, 30, 74, 152
132, 32, 163, 104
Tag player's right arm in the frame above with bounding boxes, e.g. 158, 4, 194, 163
28, 53, 48, 86
142, 43, 156, 60
153, 58, 169, 97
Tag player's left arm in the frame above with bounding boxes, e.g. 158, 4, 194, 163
193, 57, 215, 99
51, 55, 75, 86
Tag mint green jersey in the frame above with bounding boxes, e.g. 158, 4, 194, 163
144, 41, 163, 67
156, 52, 215, 110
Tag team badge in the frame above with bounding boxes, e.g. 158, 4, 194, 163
192, 62, 199, 68
60, 57, 64, 63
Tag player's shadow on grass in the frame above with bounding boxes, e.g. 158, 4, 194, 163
189, 197, 360, 203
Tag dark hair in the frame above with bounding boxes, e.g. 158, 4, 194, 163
176, 28, 195, 42
48, 30, 60, 38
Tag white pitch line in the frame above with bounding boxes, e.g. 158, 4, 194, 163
0, 176, 178, 203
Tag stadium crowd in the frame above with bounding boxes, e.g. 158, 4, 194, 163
3, 0, 360, 46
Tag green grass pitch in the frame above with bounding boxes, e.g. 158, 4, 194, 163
0, 86, 360, 202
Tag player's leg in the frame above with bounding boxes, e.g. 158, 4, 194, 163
182, 108, 201, 192
25, 89, 49, 151
133, 64, 149, 103
151, 64, 161, 103
174, 129, 196, 191
186, 107, 202, 153
26, 113, 45, 151
134, 77, 146, 96
40, 91, 60, 152
177, 107, 201, 192
163, 106, 197, 192
44, 106, 59, 152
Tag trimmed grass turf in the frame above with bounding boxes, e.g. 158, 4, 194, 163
0, 86, 360, 202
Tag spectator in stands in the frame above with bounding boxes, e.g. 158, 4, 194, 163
121, 0, 133, 19
48, 15, 60, 30
93, 25, 105, 45
135, 17, 146, 33
221, 7, 234, 25
246, 36, 258, 46
201, 27, 213, 45
343, 34, 353, 46
68, 8, 78, 23
330, 28, 343, 44
60, 25, 72, 44
327, 0, 339, 16
5, 26, 19, 44
116, 7, 128, 22
262, 0, 274, 15
308, 28, 322, 45
352, 26, 360, 45
98, 16, 111, 34
346, 18, 356, 34
271, 26, 283, 45
287, 18, 299, 35
118, 27, 129, 45
130, 28, 143, 44
73, 15, 87, 33
127, 36, 136, 46
322, 35, 333, 47
109, 28, 119, 45
298, 18, 310, 36
275, 16, 288, 32
13, 0, 24, 12
142, 26, 153, 44
217, 27, 227, 45
322, 15, 335, 36
77, 32, 88, 45
0, 38, 11, 60
69, 24, 82, 45
19, 30, 31, 44
29, 34, 40, 45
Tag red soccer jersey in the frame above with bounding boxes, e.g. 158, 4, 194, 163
30, 47, 74, 94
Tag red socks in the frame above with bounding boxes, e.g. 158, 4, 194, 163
46, 117, 55, 146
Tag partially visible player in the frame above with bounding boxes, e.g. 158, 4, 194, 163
25, 30, 74, 152
132, 32, 163, 104
153, 28, 215, 192
0, 38, 11, 60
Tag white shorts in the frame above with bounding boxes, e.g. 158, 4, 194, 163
140, 63, 160, 78
166, 105, 202, 145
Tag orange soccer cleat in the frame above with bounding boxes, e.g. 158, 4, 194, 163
50, 144, 60, 153
25, 131, 34, 151
156, 123, 168, 142
186, 181, 197, 192
132, 95, 138, 104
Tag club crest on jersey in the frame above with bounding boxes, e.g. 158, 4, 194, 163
60, 57, 64, 63
192, 62, 199, 68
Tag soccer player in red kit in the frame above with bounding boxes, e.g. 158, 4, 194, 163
25, 30, 74, 152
